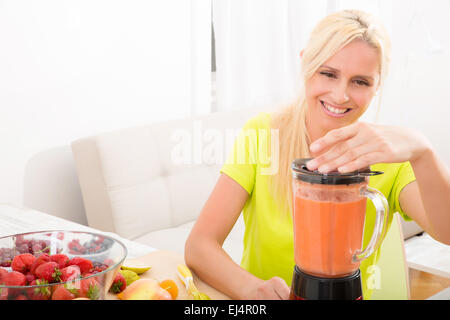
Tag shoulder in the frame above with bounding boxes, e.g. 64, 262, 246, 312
369, 162, 416, 190
241, 112, 272, 131
371, 162, 414, 177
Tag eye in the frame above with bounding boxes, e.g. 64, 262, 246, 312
319, 71, 336, 79
354, 79, 370, 86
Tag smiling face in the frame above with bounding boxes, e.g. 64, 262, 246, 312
305, 39, 381, 142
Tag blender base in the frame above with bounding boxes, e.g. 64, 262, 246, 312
290, 266, 363, 300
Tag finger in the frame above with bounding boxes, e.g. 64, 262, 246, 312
336, 152, 385, 173
317, 142, 378, 173
274, 286, 290, 300
271, 277, 290, 300
307, 137, 364, 171
309, 123, 359, 154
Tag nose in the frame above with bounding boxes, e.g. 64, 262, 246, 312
330, 80, 350, 105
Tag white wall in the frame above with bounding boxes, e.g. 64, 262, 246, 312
0, 0, 211, 223
360, 0, 450, 166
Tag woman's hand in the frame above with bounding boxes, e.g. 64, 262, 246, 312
306, 122, 432, 173
244, 277, 290, 300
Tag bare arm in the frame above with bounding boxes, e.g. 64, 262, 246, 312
399, 148, 450, 245
185, 173, 289, 300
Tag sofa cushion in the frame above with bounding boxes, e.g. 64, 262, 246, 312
133, 221, 195, 258
109, 177, 172, 239
134, 214, 245, 264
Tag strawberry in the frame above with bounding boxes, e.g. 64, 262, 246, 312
30, 253, 51, 275
2, 271, 26, 286
51, 284, 78, 300
27, 279, 51, 300
25, 272, 35, 284
90, 266, 105, 274
60, 265, 81, 282
68, 257, 93, 274
79, 273, 100, 300
50, 254, 70, 269
0, 267, 8, 281
90, 262, 109, 274
34, 261, 61, 283
11, 253, 36, 274
109, 272, 126, 293
1, 272, 8, 300
0, 287, 8, 300
14, 294, 28, 300
103, 258, 114, 267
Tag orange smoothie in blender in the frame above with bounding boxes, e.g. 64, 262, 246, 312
290, 159, 388, 299
293, 183, 367, 278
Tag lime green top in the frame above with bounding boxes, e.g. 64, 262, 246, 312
220, 112, 416, 299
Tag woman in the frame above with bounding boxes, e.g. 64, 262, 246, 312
185, 10, 450, 300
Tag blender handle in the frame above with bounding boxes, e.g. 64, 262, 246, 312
353, 187, 390, 263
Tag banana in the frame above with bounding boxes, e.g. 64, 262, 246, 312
176, 264, 211, 300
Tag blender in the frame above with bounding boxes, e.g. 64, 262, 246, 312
289, 159, 389, 300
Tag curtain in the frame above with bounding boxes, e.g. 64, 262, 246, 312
212, 0, 328, 112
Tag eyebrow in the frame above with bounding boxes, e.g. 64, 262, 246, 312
320, 65, 375, 81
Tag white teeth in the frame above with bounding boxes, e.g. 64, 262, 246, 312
322, 101, 348, 114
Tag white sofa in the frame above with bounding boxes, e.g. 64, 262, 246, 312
70, 108, 268, 264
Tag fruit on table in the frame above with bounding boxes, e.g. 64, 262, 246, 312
50, 254, 70, 269
25, 272, 35, 284
117, 278, 172, 300
27, 279, 51, 300
121, 259, 151, 274
51, 284, 77, 300
30, 253, 51, 274
159, 279, 178, 300
67, 236, 111, 255
109, 272, 127, 294
35, 262, 62, 283
78, 273, 100, 300
68, 257, 93, 274
0, 251, 114, 300
118, 269, 140, 286
0, 268, 8, 282
2, 271, 26, 286
196, 292, 211, 300
11, 253, 35, 273
60, 265, 81, 282
176, 264, 211, 300
11, 235, 55, 257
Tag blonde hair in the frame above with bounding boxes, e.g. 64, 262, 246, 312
269, 10, 392, 216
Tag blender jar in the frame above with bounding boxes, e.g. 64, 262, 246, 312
291, 159, 389, 278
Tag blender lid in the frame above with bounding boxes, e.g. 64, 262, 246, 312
291, 158, 384, 185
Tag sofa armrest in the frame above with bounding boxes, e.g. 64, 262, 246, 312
71, 137, 117, 233
400, 218, 424, 240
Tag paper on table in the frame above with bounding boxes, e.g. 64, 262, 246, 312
0, 204, 156, 259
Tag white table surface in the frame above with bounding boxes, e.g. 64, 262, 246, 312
404, 233, 450, 279
0, 203, 156, 259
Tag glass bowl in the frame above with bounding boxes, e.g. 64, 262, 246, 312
0, 230, 127, 300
